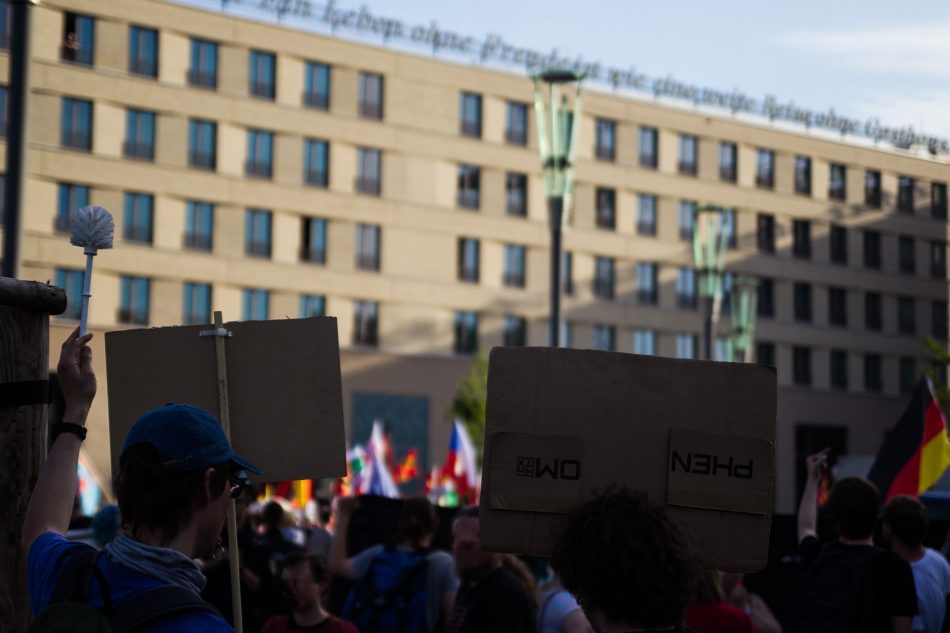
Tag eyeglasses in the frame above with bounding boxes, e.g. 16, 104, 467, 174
229, 471, 250, 499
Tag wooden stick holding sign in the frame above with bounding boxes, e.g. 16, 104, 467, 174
200, 311, 242, 633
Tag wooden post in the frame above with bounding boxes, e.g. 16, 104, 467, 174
0, 278, 66, 633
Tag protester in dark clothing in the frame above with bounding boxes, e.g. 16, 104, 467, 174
797, 449, 917, 633
263, 500, 305, 566
444, 506, 536, 633
550, 486, 696, 633
262, 553, 357, 633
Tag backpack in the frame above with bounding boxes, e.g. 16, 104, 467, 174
30, 548, 220, 633
341, 549, 430, 633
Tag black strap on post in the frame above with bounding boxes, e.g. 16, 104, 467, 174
0, 379, 50, 407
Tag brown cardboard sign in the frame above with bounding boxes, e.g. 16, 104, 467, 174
478, 347, 776, 572
105, 317, 346, 483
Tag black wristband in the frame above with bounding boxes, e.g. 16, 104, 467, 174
54, 422, 87, 441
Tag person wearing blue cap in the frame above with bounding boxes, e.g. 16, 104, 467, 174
22, 328, 262, 632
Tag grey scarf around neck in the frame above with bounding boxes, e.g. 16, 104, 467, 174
106, 535, 207, 595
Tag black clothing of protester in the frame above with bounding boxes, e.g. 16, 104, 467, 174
444, 566, 536, 633
797, 535, 918, 633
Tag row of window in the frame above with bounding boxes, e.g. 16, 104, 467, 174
780, 344, 926, 395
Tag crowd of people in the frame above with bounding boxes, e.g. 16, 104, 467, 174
20, 329, 950, 633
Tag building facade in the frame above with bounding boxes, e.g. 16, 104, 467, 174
1, 0, 948, 512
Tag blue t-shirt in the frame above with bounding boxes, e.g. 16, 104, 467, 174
29, 532, 233, 632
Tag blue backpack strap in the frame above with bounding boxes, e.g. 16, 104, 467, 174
49, 549, 114, 615
110, 585, 221, 633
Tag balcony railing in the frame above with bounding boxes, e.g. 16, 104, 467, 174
505, 128, 527, 146
678, 160, 697, 176
637, 289, 657, 305
245, 160, 273, 179
189, 151, 216, 170
62, 131, 91, 150
54, 214, 72, 233
355, 177, 381, 196
865, 189, 882, 208
677, 294, 697, 310
595, 145, 615, 162
129, 58, 157, 77
457, 191, 479, 209
60, 45, 93, 66
506, 195, 526, 216
720, 165, 737, 182
117, 308, 149, 326
124, 226, 152, 244
183, 232, 212, 251
829, 185, 846, 201
245, 240, 271, 258
679, 227, 693, 242
300, 246, 326, 264
188, 68, 217, 89
353, 323, 378, 346
357, 254, 380, 271
755, 172, 774, 189
303, 91, 330, 109
123, 140, 154, 161
460, 121, 481, 138
304, 170, 328, 187
795, 178, 812, 196
596, 211, 616, 230
636, 221, 656, 236
249, 80, 275, 99
458, 267, 479, 283
503, 273, 525, 288
639, 153, 658, 168
593, 280, 614, 299
359, 100, 383, 119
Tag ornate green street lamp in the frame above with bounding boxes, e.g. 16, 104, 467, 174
533, 69, 583, 347
692, 204, 729, 360
730, 275, 759, 363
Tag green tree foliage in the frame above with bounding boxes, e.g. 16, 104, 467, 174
925, 337, 950, 410
448, 350, 487, 464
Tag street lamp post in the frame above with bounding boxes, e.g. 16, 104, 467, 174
692, 205, 729, 360
533, 69, 583, 347
730, 275, 759, 363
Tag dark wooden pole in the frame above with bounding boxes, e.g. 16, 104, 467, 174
0, 277, 66, 633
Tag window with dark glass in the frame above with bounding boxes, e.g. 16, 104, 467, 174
898, 296, 916, 335
792, 219, 811, 259
353, 300, 378, 345
458, 237, 479, 282
757, 214, 775, 253
639, 126, 658, 168
637, 262, 657, 305
676, 334, 697, 360
129, 26, 158, 78
933, 183, 948, 220
454, 311, 478, 354
755, 149, 774, 188
503, 316, 526, 347
719, 141, 737, 182
505, 101, 528, 145
678, 134, 697, 175
898, 176, 915, 214
595, 119, 616, 161
756, 342, 775, 367
721, 272, 733, 316
900, 357, 916, 394
303, 61, 330, 109
794, 156, 812, 195
0, 85, 6, 138
62, 13, 94, 66
457, 165, 480, 209
61, 97, 92, 151
460, 92, 482, 138
932, 241, 947, 278
596, 187, 616, 229
560, 322, 572, 349
118, 276, 150, 325
506, 172, 527, 216
864, 354, 882, 393
184, 200, 213, 250
244, 208, 272, 258
793, 346, 812, 386
562, 251, 573, 296
55, 183, 89, 233
301, 217, 327, 264
830, 350, 848, 390
54, 268, 84, 320
723, 208, 737, 249
188, 119, 216, 170
829, 225, 848, 265
593, 325, 616, 352
242, 288, 269, 321
865, 170, 882, 208
933, 301, 948, 339
356, 224, 381, 271
679, 200, 695, 241
899, 235, 915, 275
123, 192, 153, 244
865, 292, 882, 330
189, 38, 217, 89
593, 256, 615, 299
124, 109, 155, 161
637, 194, 657, 236
758, 278, 775, 318
794, 283, 812, 322
829, 287, 847, 327
249, 50, 276, 99
300, 294, 326, 318
183, 282, 212, 325
677, 267, 697, 309
356, 148, 381, 195
358, 72, 384, 119
303, 138, 329, 187
246, 129, 273, 178
0, 2, 7, 50
829, 163, 846, 200
633, 329, 656, 356
504, 244, 526, 288
863, 230, 881, 269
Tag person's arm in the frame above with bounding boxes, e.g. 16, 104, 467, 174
21, 329, 96, 554
797, 448, 829, 543
561, 609, 591, 633
328, 496, 359, 580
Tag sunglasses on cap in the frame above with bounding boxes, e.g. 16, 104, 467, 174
228, 471, 251, 500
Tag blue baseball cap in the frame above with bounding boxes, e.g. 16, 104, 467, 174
122, 404, 262, 475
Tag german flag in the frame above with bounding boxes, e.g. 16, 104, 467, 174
868, 379, 950, 501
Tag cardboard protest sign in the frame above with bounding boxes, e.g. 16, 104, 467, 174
479, 347, 776, 571
105, 317, 346, 483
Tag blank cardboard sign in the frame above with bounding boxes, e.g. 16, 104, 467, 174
479, 347, 776, 572
105, 317, 346, 483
